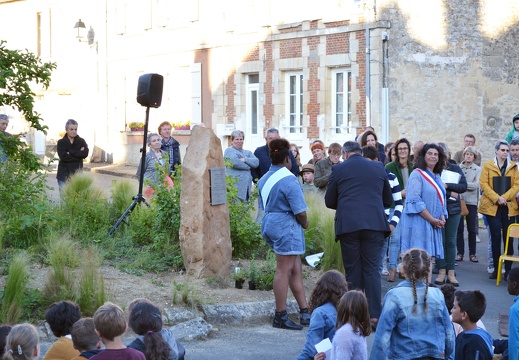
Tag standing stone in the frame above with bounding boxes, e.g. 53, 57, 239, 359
179, 125, 232, 278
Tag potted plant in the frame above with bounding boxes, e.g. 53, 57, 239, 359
248, 260, 258, 290
128, 122, 145, 131
232, 268, 247, 289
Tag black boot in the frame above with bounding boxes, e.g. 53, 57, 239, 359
489, 271, 498, 280
299, 308, 310, 326
273, 310, 303, 330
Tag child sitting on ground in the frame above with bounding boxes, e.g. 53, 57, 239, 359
440, 283, 487, 336
70, 318, 102, 360
0, 325, 12, 358
90, 302, 145, 360
451, 290, 493, 359
314, 290, 371, 360
369, 248, 455, 360
3, 323, 40, 360
127, 299, 185, 360
296, 270, 348, 360
43, 301, 82, 360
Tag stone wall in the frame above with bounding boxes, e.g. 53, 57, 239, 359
380, 0, 519, 160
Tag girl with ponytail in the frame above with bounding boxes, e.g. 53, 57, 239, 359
3, 324, 39, 360
370, 248, 455, 360
128, 300, 184, 360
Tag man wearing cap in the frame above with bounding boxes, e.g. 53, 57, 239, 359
0, 114, 12, 163
299, 163, 318, 193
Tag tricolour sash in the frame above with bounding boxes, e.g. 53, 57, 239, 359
416, 168, 445, 207
261, 167, 294, 209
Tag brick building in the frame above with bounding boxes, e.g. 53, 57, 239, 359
0, 0, 518, 162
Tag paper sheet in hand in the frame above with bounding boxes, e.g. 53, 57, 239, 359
315, 338, 332, 353
441, 169, 461, 184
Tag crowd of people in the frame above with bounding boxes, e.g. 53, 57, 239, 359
221, 119, 519, 359
5, 112, 519, 359
0, 299, 185, 360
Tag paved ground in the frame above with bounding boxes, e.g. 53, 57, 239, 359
43, 163, 514, 359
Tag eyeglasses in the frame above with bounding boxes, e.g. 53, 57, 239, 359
499, 148, 510, 152
330, 153, 341, 157
397, 148, 409, 151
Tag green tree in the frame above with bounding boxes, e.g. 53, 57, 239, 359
0, 40, 56, 133
0, 41, 56, 249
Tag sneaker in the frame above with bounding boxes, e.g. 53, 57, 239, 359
503, 267, 506, 274
381, 267, 389, 276
487, 265, 495, 274
476, 235, 481, 243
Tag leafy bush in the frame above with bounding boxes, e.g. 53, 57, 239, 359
0, 40, 55, 250
103, 164, 184, 274
149, 163, 182, 250
226, 175, 264, 259
1, 251, 31, 324
256, 250, 276, 291
0, 147, 52, 250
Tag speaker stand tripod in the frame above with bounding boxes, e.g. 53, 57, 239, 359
108, 106, 152, 236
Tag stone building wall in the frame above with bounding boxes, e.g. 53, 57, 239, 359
380, 0, 519, 160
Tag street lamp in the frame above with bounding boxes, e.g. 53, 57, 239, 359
74, 19, 95, 45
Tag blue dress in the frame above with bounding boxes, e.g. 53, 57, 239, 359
258, 165, 308, 255
399, 169, 448, 258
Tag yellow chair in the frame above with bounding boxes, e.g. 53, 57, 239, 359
496, 223, 519, 285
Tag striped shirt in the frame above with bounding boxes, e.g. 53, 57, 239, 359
385, 169, 403, 227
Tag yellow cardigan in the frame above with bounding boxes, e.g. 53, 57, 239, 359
478, 158, 519, 217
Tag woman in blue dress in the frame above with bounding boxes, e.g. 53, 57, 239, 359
258, 138, 310, 331
399, 143, 448, 284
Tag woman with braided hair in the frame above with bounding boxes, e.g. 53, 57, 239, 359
369, 248, 455, 360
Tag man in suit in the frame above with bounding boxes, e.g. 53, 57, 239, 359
250, 127, 299, 182
251, 128, 299, 222
325, 141, 393, 326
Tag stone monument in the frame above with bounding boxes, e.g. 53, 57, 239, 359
179, 125, 232, 278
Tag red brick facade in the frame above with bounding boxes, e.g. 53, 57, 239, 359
280, 38, 302, 59
226, 21, 367, 140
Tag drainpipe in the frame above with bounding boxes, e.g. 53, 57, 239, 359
365, 3, 371, 128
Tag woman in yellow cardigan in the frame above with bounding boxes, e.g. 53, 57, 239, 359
478, 140, 519, 280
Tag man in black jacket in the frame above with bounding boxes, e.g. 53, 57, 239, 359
56, 119, 89, 190
250, 128, 298, 182
325, 141, 393, 326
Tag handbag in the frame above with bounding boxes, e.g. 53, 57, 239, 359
460, 196, 469, 216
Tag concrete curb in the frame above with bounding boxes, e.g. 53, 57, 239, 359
202, 300, 299, 325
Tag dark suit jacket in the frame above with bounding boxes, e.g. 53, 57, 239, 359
251, 145, 299, 182
325, 153, 392, 237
